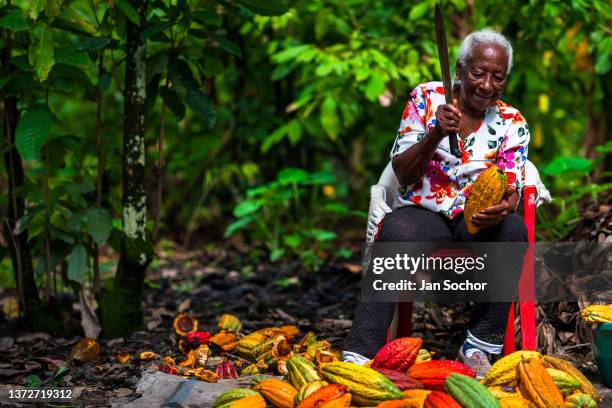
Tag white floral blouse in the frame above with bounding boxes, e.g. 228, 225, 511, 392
390, 81, 530, 219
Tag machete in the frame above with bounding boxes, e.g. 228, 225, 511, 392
434, 3, 462, 158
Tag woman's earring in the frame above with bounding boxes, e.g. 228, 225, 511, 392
452, 79, 462, 86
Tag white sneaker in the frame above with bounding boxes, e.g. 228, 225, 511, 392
341, 351, 370, 365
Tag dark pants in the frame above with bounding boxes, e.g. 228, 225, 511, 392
344, 206, 528, 359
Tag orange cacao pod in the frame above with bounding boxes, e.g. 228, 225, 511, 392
296, 384, 349, 408
371, 337, 422, 371
406, 360, 475, 391
253, 378, 297, 408
423, 391, 461, 408
516, 358, 564, 408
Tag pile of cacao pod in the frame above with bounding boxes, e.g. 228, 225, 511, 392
180, 314, 601, 408
110, 312, 602, 407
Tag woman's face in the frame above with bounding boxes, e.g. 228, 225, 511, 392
457, 43, 508, 114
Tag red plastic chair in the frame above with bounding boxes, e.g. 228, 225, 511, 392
389, 185, 538, 354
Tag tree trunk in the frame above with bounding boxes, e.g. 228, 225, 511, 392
98, 0, 153, 338
2, 17, 42, 328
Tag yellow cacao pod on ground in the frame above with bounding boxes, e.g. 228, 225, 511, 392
545, 368, 581, 396
464, 165, 507, 234
542, 356, 600, 402
286, 355, 322, 389
564, 392, 598, 408
218, 314, 242, 332
516, 358, 565, 408
498, 396, 535, 408
320, 361, 404, 406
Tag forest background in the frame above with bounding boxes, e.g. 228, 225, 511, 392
0, 0, 610, 337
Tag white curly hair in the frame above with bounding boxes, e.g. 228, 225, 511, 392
457, 28, 513, 74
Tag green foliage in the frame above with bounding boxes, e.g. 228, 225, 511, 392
225, 167, 359, 269
0, 0, 610, 314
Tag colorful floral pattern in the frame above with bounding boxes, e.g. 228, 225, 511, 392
391, 81, 530, 219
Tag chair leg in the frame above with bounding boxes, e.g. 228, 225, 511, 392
397, 302, 413, 338
517, 185, 538, 351
503, 303, 516, 355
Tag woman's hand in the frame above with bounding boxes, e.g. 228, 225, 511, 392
434, 98, 461, 136
471, 186, 519, 229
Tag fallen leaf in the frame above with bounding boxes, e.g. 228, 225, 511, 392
0, 337, 15, 350
16, 332, 51, 343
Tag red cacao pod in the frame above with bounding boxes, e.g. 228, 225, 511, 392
371, 367, 423, 391
406, 360, 475, 391
371, 337, 422, 371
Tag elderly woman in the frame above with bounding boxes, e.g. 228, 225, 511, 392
343, 29, 530, 378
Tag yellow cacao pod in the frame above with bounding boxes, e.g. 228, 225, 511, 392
218, 314, 242, 332
545, 368, 580, 396
464, 165, 508, 234
580, 304, 612, 323
542, 356, 600, 402
482, 351, 541, 387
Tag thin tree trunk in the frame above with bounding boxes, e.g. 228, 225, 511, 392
1, 9, 41, 326
93, 52, 104, 294
152, 78, 169, 242
98, 0, 152, 338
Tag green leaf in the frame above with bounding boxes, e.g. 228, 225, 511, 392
308, 170, 335, 185
28, 26, 55, 81
45, 0, 63, 19
305, 228, 337, 241
595, 140, 612, 154
543, 157, 593, 176
409, 3, 430, 21
233, 200, 262, 217
208, 33, 241, 57
185, 88, 216, 128
320, 96, 340, 140
283, 234, 301, 248
27, 0, 45, 20
160, 87, 185, 119
365, 72, 385, 101
15, 104, 53, 161
55, 45, 90, 66
286, 120, 302, 145
192, 10, 222, 27
278, 167, 309, 184
224, 215, 255, 237
86, 208, 113, 245
323, 202, 349, 214
270, 247, 285, 262
14, 204, 45, 235
0, 9, 29, 31
25, 375, 42, 388
117, 0, 140, 26
67, 244, 87, 283
236, 0, 289, 16
202, 55, 224, 77
261, 125, 286, 153
272, 45, 311, 63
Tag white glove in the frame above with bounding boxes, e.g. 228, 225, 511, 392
524, 160, 552, 206
366, 185, 392, 243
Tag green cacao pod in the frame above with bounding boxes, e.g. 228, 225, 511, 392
286, 355, 321, 389
444, 373, 501, 408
